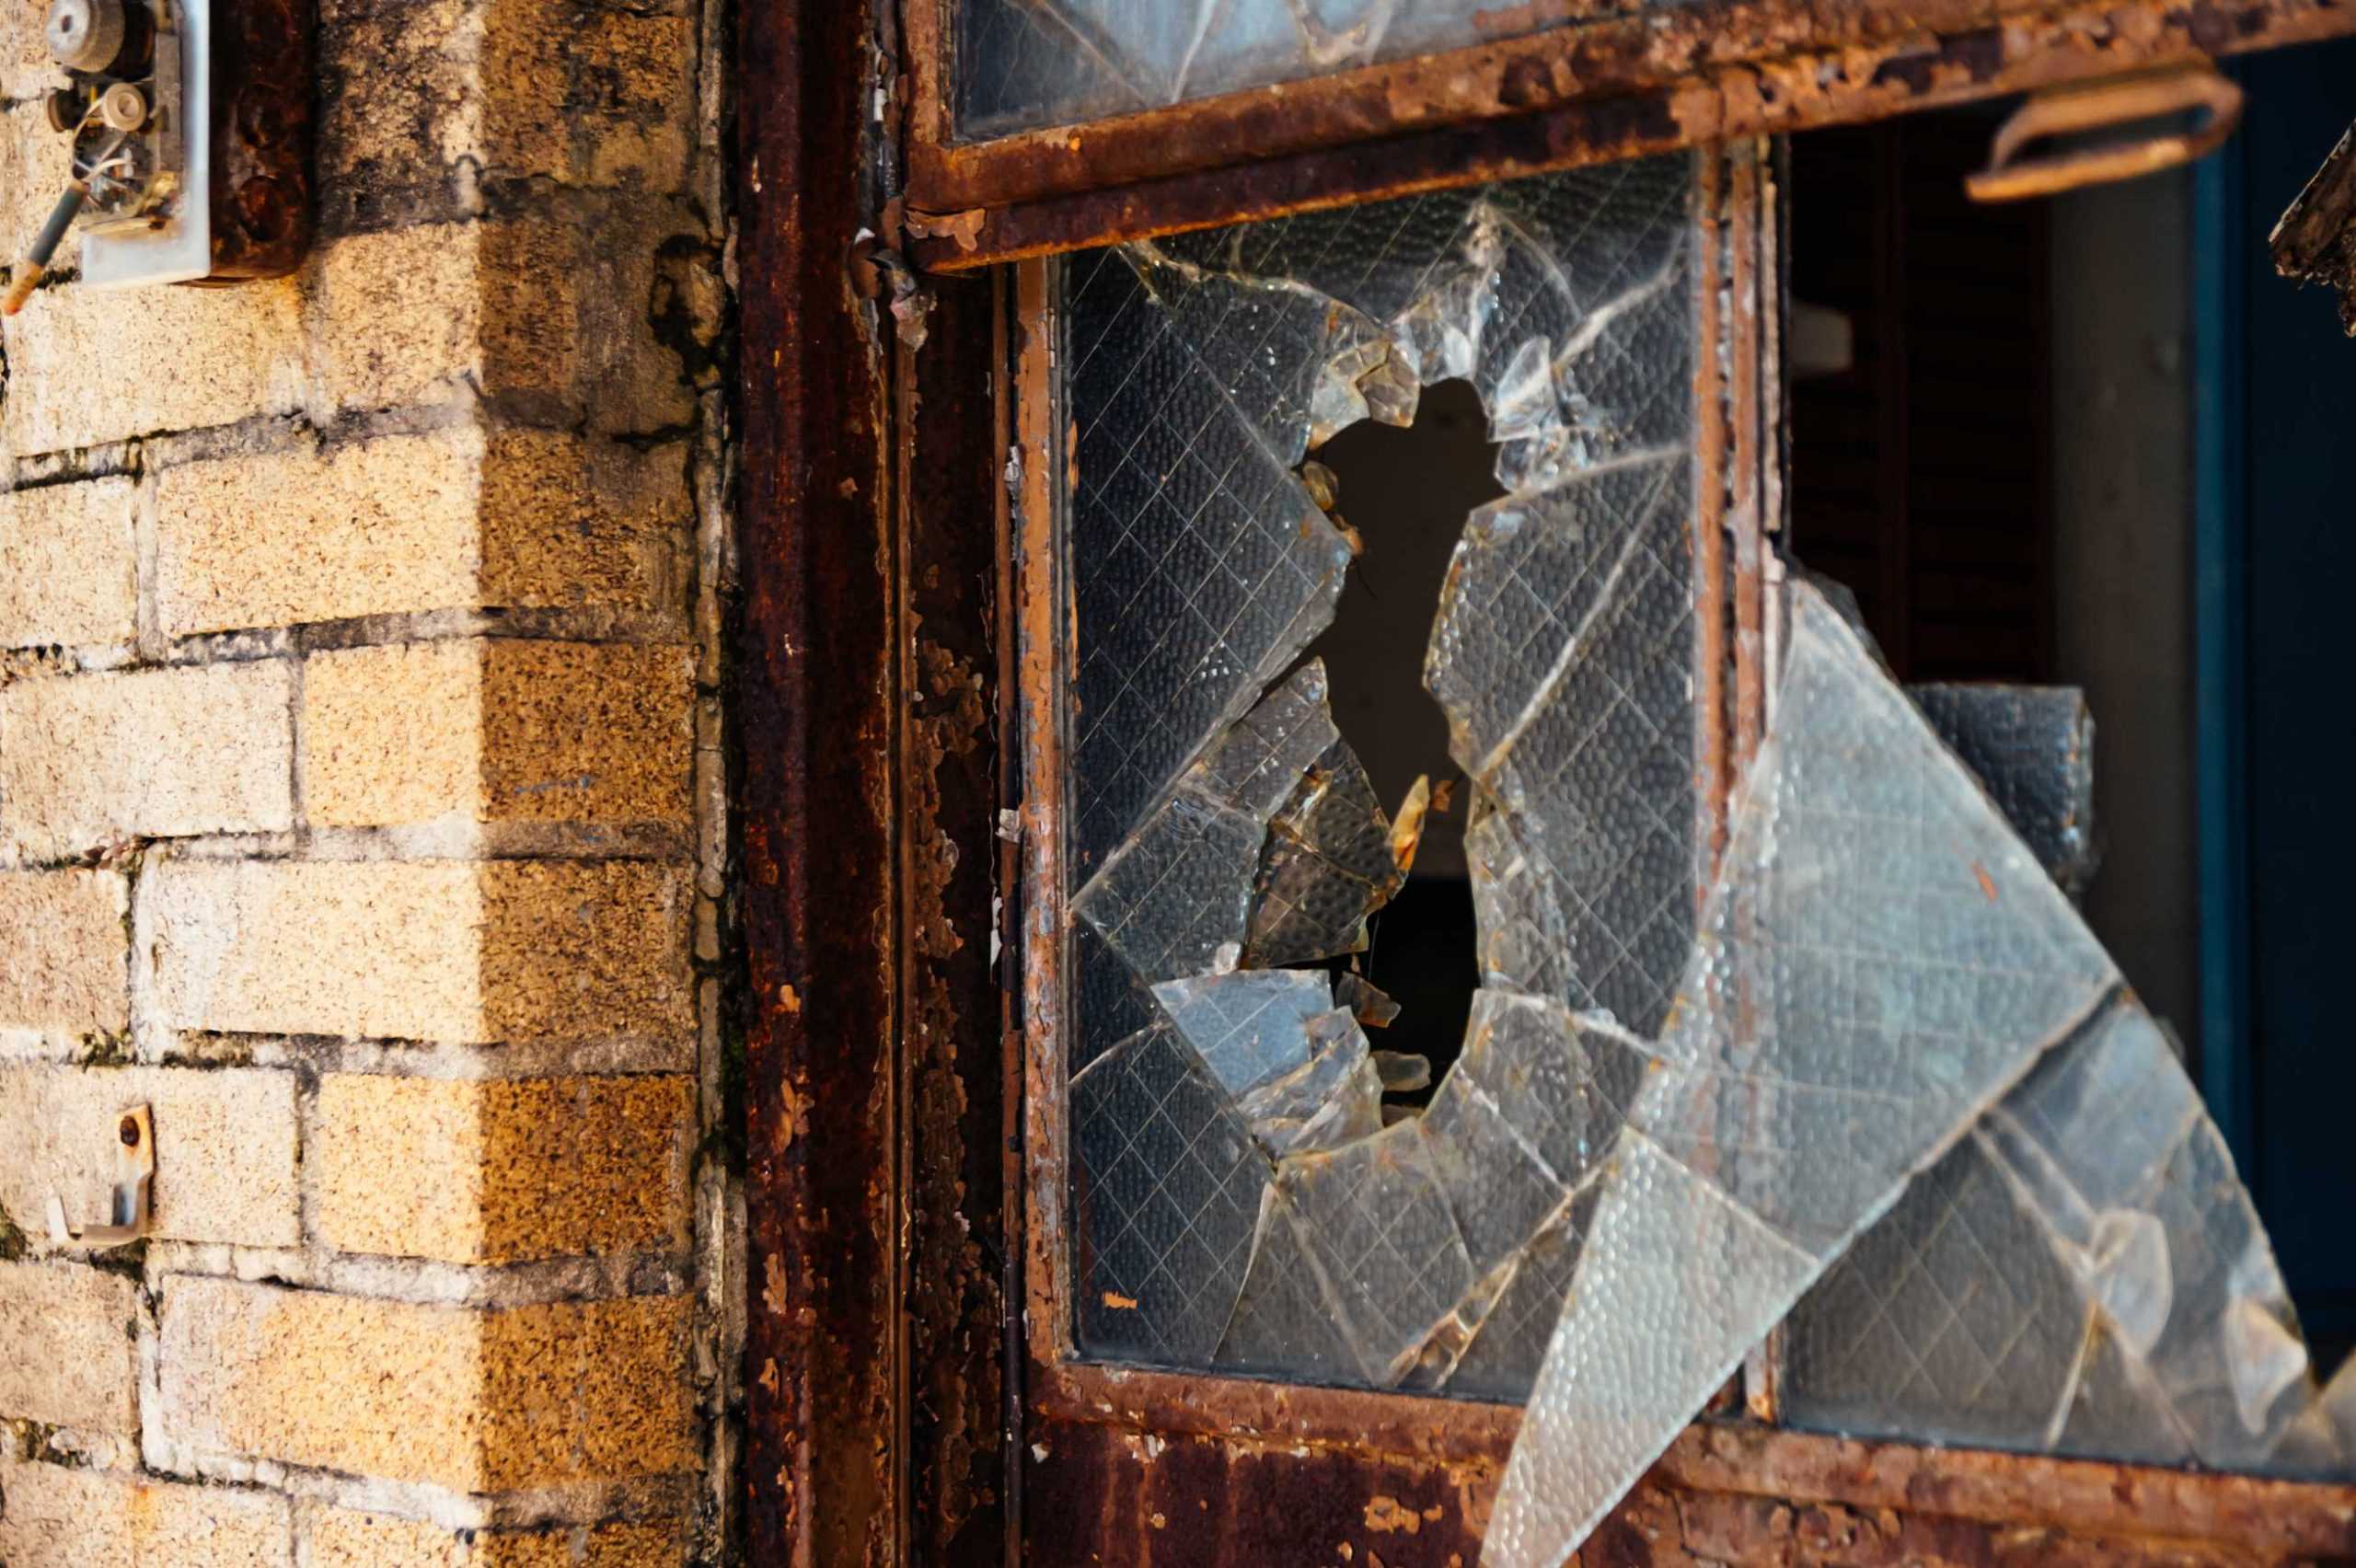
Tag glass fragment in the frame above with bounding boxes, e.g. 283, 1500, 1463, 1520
1910, 683, 2099, 896
1065, 157, 1707, 1392
1067, 250, 1355, 868
1068, 1024, 1271, 1366
1487, 580, 2120, 1564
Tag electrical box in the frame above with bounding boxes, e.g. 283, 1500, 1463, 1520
8, 0, 311, 311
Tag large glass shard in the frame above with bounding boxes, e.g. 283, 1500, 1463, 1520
1910, 683, 2098, 897
1071, 663, 1340, 983
1215, 1190, 1361, 1382
1431, 455, 1698, 1034
1634, 583, 2119, 1252
1486, 579, 2119, 1566
1067, 249, 1355, 868
1246, 735, 1402, 965
1982, 998, 2312, 1467
1068, 1024, 1272, 1366
1786, 991, 2317, 1474
1783, 1127, 2196, 1465
1487, 1131, 1819, 1568
1276, 1119, 1478, 1386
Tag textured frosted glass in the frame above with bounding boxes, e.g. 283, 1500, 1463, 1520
955, 0, 1692, 139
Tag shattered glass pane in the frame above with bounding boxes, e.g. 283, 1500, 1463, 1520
1064, 156, 1707, 1391
953, 0, 1686, 142
1066, 251, 1354, 869
1049, 140, 2356, 1562
1068, 1024, 1270, 1366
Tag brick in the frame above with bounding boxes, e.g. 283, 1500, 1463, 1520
319, 0, 692, 219
308, 1509, 678, 1566
0, 1459, 291, 1566
479, 430, 687, 614
155, 428, 687, 638
144, 859, 691, 1045
0, 869, 128, 1034
0, 1261, 138, 1431
0, 0, 52, 100
0, 478, 136, 649
479, 641, 693, 824
313, 225, 491, 416
315, 1074, 692, 1262
315, 214, 699, 434
156, 431, 485, 637
159, 1279, 693, 1489
303, 640, 693, 829
0, 663, 294, 858
302, 641, 478, 827
0, 1066, 301, 1249
0, 274, 305, 455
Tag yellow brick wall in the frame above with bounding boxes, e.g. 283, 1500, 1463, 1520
0, 0, 731, 1555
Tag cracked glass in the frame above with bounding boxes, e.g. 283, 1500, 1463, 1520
1045, 148, 2356, 1566
953, 0, 1653, 140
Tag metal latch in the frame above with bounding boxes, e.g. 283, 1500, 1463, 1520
1969, 66, 2244, 203
46, 1103, 153, 1249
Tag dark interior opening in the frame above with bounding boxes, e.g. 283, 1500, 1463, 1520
1301, 377, 1504, 1092
1792, 63, 2356, 1371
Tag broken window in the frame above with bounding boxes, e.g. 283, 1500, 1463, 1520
1037, 145, 2356, 1566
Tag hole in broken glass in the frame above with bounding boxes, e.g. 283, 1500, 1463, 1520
1299, 378, 1504, 1097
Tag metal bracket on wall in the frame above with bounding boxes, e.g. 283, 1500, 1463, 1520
1969, 66, 2245, 202
45, 1103, 154, 1249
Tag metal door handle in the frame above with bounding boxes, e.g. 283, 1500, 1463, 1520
1969, 66, 2243, 203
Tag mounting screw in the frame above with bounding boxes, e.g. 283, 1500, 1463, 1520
118, 1114, 140, 1147
43, 0, 126, 73
97, 81, 146, 133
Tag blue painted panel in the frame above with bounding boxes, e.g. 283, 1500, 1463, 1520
2227, 36, 2356, 1345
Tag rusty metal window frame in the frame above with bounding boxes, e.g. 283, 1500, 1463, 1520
1005, 129, 1786, 1484
903, 0, 2356, 275
959, 23, 2356, 1557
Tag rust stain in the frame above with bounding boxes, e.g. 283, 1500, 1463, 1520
764, 1252, 789, 1317
1365, 1496, 1426, 1534
914, 0, 2356, 272
1974, 861, 1999, 901
1102, 1290, 1140, 1310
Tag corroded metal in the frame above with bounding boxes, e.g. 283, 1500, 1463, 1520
736, 0, 901, 1559
2274, 118, 2356, 332
894, 271, 1013, 1562
908, 0, 2356, 273
1966, 66, 2243, 202
202, 0, 311, 279
1027, 1386, 2356, 1564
